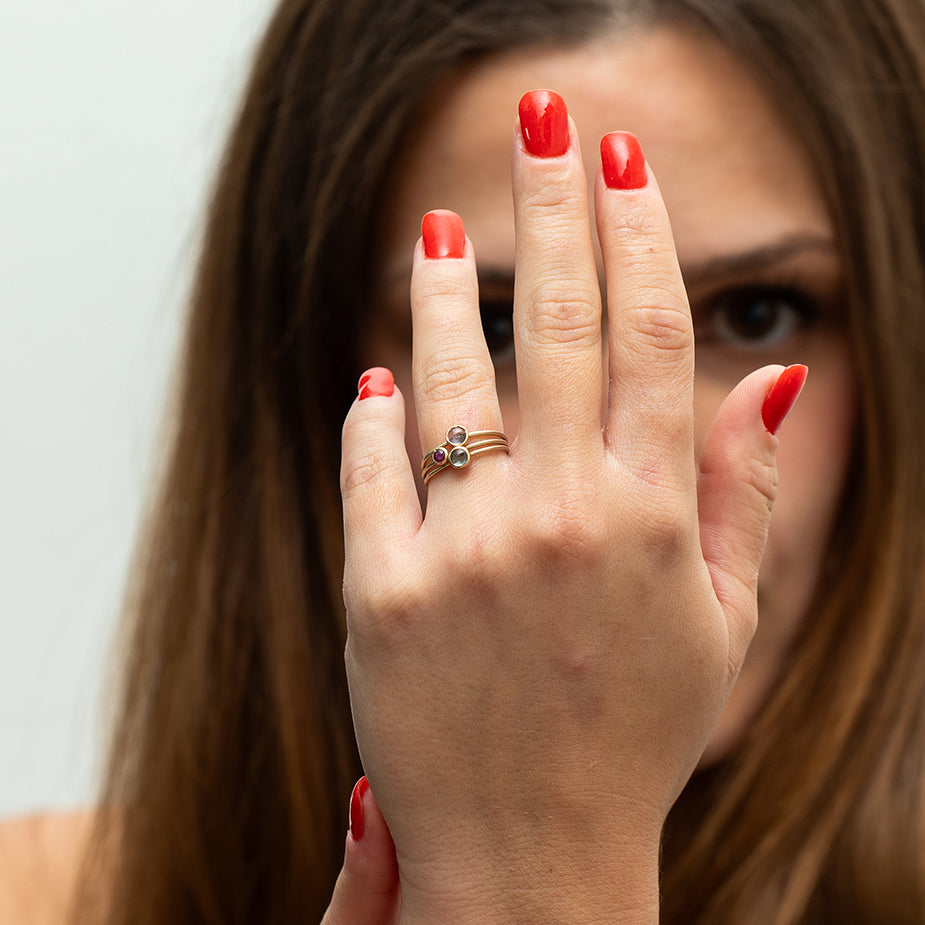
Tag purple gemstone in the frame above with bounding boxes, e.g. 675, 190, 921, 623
432, 448, 447, 464
447, 425, 467, 445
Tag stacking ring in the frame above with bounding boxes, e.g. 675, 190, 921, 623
421, 424, 509, 484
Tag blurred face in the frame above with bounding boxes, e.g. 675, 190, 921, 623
364, 26, 856, 762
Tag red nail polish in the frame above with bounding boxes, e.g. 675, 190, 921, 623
422, 209, 466, 259
762, 364, 808, 435
518, 89, 569, 158
601, 132, 647, 190
349, 776, 369, 841
358, 367, 394, 400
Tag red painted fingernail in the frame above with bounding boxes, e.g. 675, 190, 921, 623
358, 367, 394, 400
518, 89, 570, 158
601, 131, 648, 190
349, 776, 370, 841
422, 209, 466, 259
762, 364, 809, 435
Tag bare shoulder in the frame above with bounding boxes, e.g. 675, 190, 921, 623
0, 810, 96, 925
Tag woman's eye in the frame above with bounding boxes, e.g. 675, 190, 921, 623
479, 299, 516, 361
700, 286, 821, 349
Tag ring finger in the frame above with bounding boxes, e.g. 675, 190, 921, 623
411, 210, 505, 496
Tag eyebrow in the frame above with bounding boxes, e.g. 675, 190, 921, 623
384, 234, 837, 295
477, 234, 837, 292
679, 234, 837, 288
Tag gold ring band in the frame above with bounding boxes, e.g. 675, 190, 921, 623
422, 440, 509, 483
421, 425, 510, 484
420, 426, 507, 470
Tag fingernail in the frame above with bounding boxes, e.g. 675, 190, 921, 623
349, 776, 370, 841
422, 209, 466, 259
518, 89, 569, 158
762, 364, 809, 435
601, 131, 648, 190
358, 367, 394, 400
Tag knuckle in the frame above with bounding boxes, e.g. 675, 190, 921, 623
629, 487, 690, 561
525, 281, 601, 347
626, 301, 693, 355
416, 273, 472, 305
742, 453, 780, 511
522, 181, 586, 217
418, 353, 492, 404
528, 487, 606, 565
447, 521, 511, 596
618, 219, 677, 253
345, 569, 418, 639
645, 506, 688, 554
532, 299, 601, 346
463, 517, 511, 571
340, 445, 400, 499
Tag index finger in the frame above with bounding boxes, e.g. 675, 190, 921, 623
596, 132, 695, 483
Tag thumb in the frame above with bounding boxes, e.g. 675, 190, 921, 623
321, 776, 400, 925
697, 364, 808, 679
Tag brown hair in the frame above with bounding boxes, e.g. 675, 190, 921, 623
72, 0, 925, 922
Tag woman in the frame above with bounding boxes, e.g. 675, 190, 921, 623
39, 0, 922, 921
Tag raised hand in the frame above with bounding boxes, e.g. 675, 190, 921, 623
340, 90, 805, 924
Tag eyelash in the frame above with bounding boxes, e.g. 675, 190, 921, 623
692, 283, 825, 350
479, 282, 829, 361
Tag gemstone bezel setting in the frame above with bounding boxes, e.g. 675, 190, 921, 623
449, 446, 470, 468
446, 425, 468, 446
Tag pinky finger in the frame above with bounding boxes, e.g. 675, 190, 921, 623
321, 776, 401, 925
341, 368, 421, 571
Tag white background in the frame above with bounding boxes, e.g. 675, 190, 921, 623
0, 0, 274, 816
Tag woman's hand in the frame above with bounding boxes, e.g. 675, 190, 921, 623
321, 778, 400, 925
340, 92, 804, 924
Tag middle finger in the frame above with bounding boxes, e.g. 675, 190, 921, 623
512, 90, 604, 463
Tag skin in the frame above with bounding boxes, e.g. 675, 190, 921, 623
366, 26, 855, 765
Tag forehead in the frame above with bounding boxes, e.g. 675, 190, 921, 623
378, 25, 831, 272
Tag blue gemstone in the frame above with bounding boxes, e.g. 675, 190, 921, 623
449, 446, 469, 467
